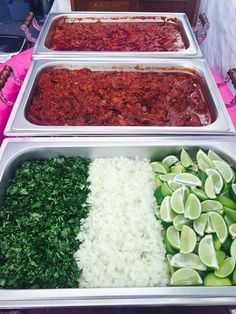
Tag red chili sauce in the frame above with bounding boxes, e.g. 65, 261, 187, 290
48, 20, 186, 51
26, 68, 212, 127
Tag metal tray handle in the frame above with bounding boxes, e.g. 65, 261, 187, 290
21, 11, 42, 44
193, 13, 210, 44
218, 68, 236, 108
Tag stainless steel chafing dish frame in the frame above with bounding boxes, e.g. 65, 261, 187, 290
4, 58, 235, 136
33, 12, 202, 59
1, 136, 236, 308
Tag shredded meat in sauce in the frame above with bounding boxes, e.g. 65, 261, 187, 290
49, 20, 186, 52
26, 68, 212, 127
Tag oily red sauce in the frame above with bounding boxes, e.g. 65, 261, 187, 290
26, 68, 212, 127
48, 20, 186, 51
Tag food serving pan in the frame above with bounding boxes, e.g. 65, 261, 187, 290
33, 12, 202, 59
4, 58, 234, 136
1, 136, 236, 308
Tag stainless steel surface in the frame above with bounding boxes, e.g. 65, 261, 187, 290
1, 136, 236, 308
4, 58, 235, 136
33, 12, 202, 59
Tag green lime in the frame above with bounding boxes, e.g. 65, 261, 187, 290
187, 163, 198, 173
180, 149, 193, 168
162, 155, 179, 167
175, 173, 202, 187
171, 186, 185, 214
167, 254, 175, 275
229, 184, 236, 202
180, 225, 196, 254
204, 175, 216, 199
205, 215, 215, 234
166, 225, 180, 250
201, 200, 223, 213
185, 193, 201, 220
223, 207, 236, 222
209, 212, 228, 244
204, 273, 231, 286
224, 215, 234, 226
198, 235, 219, 269
159, 173, 178, 182
151, 161, 169, 174
168, 180, 182, 191
215, 257, 235, 278
206, 169, 223, 195
208, 150, 224, 162
229, 223, 236, 239
160, 196, 176, 223
199, 170, 208, 184
216, 250, 226, 266
171, 253, 207, 271
193, 214, 208, 236
170, 164, 186, 173
191, 187, 208, 201
154, 186, 164, 205
218, 196, 236, 209
154, 173, 162, 187
232, 269, 236, 285
161, 181, 173, 197
173, 214, 191, 232
197, 149, 215, 170
164, 234, 177, 255
222, 237, 233, 255
213, 160, 234, 183
230, 238, 236, 258
170, 268, 203, 286
222, 181, 230, 195
213, 235, 222, 251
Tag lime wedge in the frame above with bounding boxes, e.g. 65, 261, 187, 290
164, 234, 177, 255
213, 235, 222, 250
204, 273, 231, 286
209, 212, 228, 244
213, 160, 234, 183
175, 173, 202, 187
154, 173, 162, 187
229, 224, 236, 239
222, 236, 233, 254
151, 161, 169, 174
171, 253, 207, 271
171, 186, 185, 214
166, 225, 180, 250
167, 254, 175, 275
197, 149, 215, 170
232, 269, 236, 284
170, 164, 186, 173
215, 257, 236, 278
230, 238, 236, 258
173, 214, 191, 232
204, 175, 216, 199
180, 225, 196, 254
185, 193, 201, 220
216, 250, 226, 266
224, 207, 236, 223
198, 235, 219, 269
180, 149, 193, 168
206, 169, 223, 195
154, 186, 164, 205
187, 163, 198, 173
218, 195, 236, 209
198, 158, 211, 173
161, 181, 173, 197
191, 187, 208, 201
205, 215, 215, 233
162, 155, 179, 167
201, 200, 223, 213
170, 268, 203, 286
193, 214, 208, 236
159, 173, 178, 182
199, 170, 208, 185
160, 196, 176, 223
229, 184, 236, 202
208, 150, 224, 162
224, 215, 234, 226
168, 180, 182, 191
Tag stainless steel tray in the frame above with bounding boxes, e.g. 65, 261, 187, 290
4, 58, 234, 136
1, 136, 236, 308
33, 12, 202, 59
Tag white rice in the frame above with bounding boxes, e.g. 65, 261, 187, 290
74, 157, 169, 288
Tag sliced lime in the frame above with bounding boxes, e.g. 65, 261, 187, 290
168, 180, 182, 191
171, 253, 207, 271
154, 186, 164, 205
205, 215, 215, 234
180, 149, 193, 168
193, 214, 208, 236
175, 173, 202, 187
170, 268, 203, 286
204, 175, 216, 199
213, 235, 222, 250
213, 160, 234, 183
162, 155, 179, 167
201, 200, 223, 213
167, 254, 175, 275
170, 164, 186, 173
216, 250, 226, 266
159, 173, 178, 182
160, 196, 176, 223
224, 207, 236, 223
232, 269, 236, 284
173, 214, 191, 232
151, 161, 169, 174
164, 234, 177, 255
206, 169, 223, 195
218, 196, 236, 209
199, 170, 208, 184
166, 225, 180, 250
229, 224, 236, 239
198, 158, 211, 173
209, 212, 228, 244
180, 225, 196, 254
222, 237, 233, 254
191, 187, 208, 201
215, 257, 235, 278
187, 163, 198, 173
171, 186, 185, 214
161, 181, 173, 197
208, 150, 224, 162
204, 273, 231, 286
185, 193, 201, 220
224, 214, 234, 226
229, 184, 236, 202
197, 149, 215, 170
154, 173, 162, 187
198, 235, 219, 269
230, 239, 236, 258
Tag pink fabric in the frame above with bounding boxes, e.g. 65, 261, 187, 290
0, 48, 32, 143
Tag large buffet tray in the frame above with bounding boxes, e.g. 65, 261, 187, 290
33, 12, 202, 59
4, 58, 234, 136
1, 136, 236, 308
